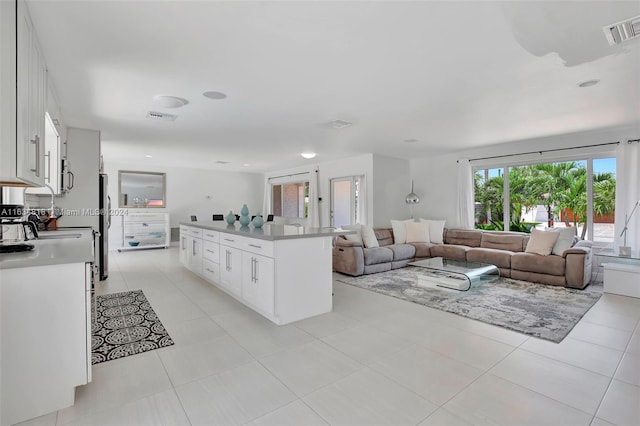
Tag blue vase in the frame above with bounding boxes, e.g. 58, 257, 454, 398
252, 213, 264, 228
239, 215, 251, 226
241, 204, 249, 217
225, 211, 236, 225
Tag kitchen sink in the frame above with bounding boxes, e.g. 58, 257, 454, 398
37, 233, 83, 240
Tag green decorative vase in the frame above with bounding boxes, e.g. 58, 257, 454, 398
252, 213, 264, 228
239, 204, 251, 226
225, 211, 236, 225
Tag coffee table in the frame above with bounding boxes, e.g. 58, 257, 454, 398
408, 257, 500, 291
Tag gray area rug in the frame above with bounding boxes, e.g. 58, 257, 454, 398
336, 266, 602, 343
92, 290, 174, 364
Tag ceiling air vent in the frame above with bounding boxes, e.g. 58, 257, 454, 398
215, 161, 229, 165
146, 111, 177, 121
328, 119, 353, 129
603, 15, 640, 46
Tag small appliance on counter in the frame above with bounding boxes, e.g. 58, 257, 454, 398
0, 204, 38, 253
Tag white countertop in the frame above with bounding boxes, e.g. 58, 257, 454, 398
0, 228, 95, 270
180, 221, 354, 241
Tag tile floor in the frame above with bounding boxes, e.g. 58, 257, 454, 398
17, 246, 640, 426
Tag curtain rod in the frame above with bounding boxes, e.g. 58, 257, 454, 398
267, 170, 318, 181
459, 141, 621, 163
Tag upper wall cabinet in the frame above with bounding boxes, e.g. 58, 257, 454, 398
0, 0, 48, 187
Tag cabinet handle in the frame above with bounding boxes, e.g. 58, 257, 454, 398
254, 258, 259, 283
224, 238, 234, 242
205, 268, 214, 273
181, 236, 185, 249
248, 244, 262, 249
45, 150, 51, 183
206, 249, 215, 253
30, 135, 40, 176
192, 240, 196, 256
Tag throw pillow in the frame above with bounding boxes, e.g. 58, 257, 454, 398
342, 224, 363, 245
390, 219, 414, 244
525, 228, 560, 256
550, 227, 577, 256
420, 218, 446, 244
405, 221, 430, 243
361, 224, 379, 248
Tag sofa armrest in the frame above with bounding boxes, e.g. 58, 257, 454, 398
562, 247, 589, 258
335, 237, 363, 248
564, 247, 592, 289
333, 241, 365, 276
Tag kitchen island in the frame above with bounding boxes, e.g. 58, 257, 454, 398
0, 228, 94, 425
180, 222, 352, 325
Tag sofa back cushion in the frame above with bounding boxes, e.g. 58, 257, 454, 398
480, 233, 526, 252
374, 228, 395, 247
444, 229, 482, 247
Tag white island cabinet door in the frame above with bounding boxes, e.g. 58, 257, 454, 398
241, 252, 275, 315
220, 245, 243, 296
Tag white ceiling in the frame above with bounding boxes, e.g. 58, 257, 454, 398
28, 0, 640, 172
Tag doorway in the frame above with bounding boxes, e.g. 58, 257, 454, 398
330, 175, 365, 227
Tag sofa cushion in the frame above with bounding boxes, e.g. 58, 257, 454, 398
374, 228, 394, 247
405, 221, 430, 243
444, 229, 482, 247
525, 228, 560, 256
511, 252, 565, 276
342, 224, 363, 245
466, 248, 513, 269
363, 247, 393, 265
480, 233, 525, 252
409, 242, 432, 258
550, 227, 576, 256
430, 244, 469, 261
388, 244, 416, 261
391, 219, 414, 244
361, 225, 379, 248
419, 218, 446, 244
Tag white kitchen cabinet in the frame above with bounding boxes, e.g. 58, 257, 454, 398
220, 244, 243, 296
180, 223, 339, 325
120, 212, 170, 251
0, 261, 92, 425
0, 0, 48, 187
242, 252, 275, 315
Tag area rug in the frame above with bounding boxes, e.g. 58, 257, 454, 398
92, 290, 174, 364
336, 266, 602, 343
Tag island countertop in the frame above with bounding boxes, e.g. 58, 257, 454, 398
180, 221, 354, 241
0, 228, 95, 270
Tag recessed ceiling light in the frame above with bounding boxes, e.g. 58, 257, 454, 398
403, 139, 418, 143
152, 95, 189, 108
215, 160, 229, 164
578, 79, 599, 88
203, 91, 227, 100
145, 155, 153, 158
243, 163, 250, 167
301, 152, 316, 159
327, 119, 353, 129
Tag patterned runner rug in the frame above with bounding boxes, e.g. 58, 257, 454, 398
336, 266, 602, 343
92, 290, 174, 364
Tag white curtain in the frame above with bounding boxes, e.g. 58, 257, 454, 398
456, 159, 474, 229
307, 167, 320, 227
614, 142, 640, 251
262, 175, 272, 219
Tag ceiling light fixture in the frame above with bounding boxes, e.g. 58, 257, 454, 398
215, 160, 229, 164
203, 91, 227, 100
146, 111, 177, 121
578, 79, 599, 88
145, 155, 153, 158
405, 180, 420, 205
403, 139, 418, 143
328, 119, 353, 129
243, 164, 250, 167
152, 95, 189, 108
301, 152, 316, 159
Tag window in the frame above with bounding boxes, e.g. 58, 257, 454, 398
474, 157, 616, 244
330, 175, 365, 227
271, 181, 309, 219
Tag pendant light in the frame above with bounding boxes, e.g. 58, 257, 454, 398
405, 180, 420, 204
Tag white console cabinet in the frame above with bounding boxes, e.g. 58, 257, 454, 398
179, 223, 344, 325
604, 263, 640, 298
120, 212, 170, 251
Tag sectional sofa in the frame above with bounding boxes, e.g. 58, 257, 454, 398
332, 228, 593, 289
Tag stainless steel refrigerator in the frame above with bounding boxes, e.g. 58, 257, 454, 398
99, 174, 110, 280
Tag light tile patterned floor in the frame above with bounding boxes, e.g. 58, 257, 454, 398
16, 246, 640, 426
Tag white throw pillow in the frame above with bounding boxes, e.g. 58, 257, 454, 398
342, 224, 363, 245
549, 227, 577, 256
405, 221, 431, 243
525, 228, 560, 256
420, 218, 446, 244
361, 224, 379, 248
390, 219, 414, 244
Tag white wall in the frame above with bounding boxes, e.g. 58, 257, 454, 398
410, 126, 638, 229
372, 154, 411, 227
104, 162, 263, 248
